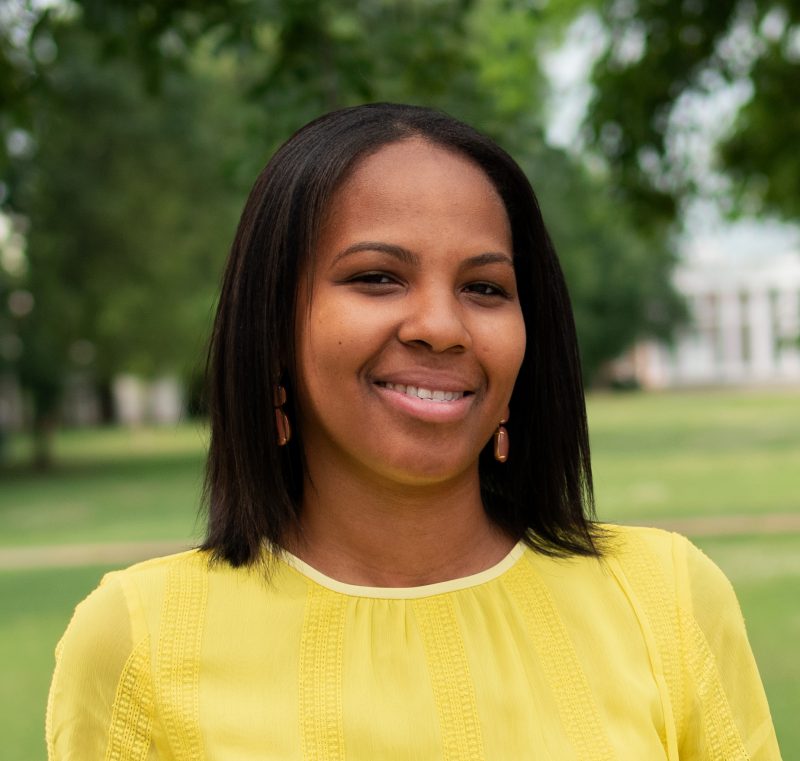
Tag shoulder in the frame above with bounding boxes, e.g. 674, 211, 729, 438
600, 531, 781, 757
60, 549, 211, 655
600, 523, 736, 609
520, 523, 732, 608
103, 548, 211, 599
50, 551, 213, 713
104, 547, 210, 586
596, 524, 752, 697
601, 521, 683, 561
46, 555, 209, 757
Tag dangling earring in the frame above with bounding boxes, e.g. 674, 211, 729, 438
273, 385, 291, 446
494, 408, 509, 463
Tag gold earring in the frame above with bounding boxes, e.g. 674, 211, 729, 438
273, 385, 291, 446
494, 408, 509, 463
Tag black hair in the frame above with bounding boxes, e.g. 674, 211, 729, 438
202, 103, 601, 567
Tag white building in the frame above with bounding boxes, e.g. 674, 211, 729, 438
626, 252, 800, 388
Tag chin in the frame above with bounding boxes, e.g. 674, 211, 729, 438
372, 452, 478, 487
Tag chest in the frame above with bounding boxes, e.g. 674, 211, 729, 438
146, 566, 673, 760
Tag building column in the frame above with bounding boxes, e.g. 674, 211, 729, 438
718, 290, 743, 382
776, 288, 800, 376
747, 289, 774, 380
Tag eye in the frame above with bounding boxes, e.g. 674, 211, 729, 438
342, 271, 404, 291
350, 272, 397, 285
464, 282, 510, 298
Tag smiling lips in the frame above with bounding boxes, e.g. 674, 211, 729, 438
379, 382, 467, 402
373, 380, 476, 424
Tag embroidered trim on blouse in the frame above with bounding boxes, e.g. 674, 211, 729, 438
504, 555, 617, 761
299, 585, 347, 760
156, 555, 208, 761
104, 636, 153, 761
413, 595, 485, 760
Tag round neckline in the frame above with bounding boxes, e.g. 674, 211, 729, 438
279, 541, 526, 599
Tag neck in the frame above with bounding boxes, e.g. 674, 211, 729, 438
285, 460, 514, 588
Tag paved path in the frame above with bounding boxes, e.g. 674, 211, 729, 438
1, 513, 799, 570
0, 540, 194, 570
622, 513, 800, 537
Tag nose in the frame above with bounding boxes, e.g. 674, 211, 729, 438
396, 286, 472, 353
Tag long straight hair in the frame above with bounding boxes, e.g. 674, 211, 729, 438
203, 103, 601, 567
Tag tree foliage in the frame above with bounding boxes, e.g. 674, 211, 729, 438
586, 0, 800, 223
526, 147, 683, 377
15, 26, 238, 378
0, 0, 687, 464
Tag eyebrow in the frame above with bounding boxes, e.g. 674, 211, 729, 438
331, 242, 514, 270
461, 252, 515, 270
332, 242, 420, 267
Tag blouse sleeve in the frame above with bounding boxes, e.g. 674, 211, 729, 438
46, 572, 154, 760
674, 535, 782, 760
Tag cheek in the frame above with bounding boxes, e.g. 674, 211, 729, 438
511, 320, 527, 374
480, 314, 526, 386
306, 306, 363, 360
298, 303, 373, 392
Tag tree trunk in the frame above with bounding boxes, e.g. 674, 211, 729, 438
32, 412, 56, 470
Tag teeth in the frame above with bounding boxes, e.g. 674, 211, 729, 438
383, 382, 464, 402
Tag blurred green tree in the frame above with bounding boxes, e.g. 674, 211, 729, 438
585, 0, 800, 224
4, 21, 245, 464
528, 147, 683, 378
1, 0, 684, 465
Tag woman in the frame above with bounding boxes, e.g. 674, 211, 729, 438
47, 103, 781, 760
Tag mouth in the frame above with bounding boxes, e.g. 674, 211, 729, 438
375, 382, 472, 403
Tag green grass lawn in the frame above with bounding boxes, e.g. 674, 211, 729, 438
588, 389, 800, 520
1, 389, 798, 759
1, 564, 119, 761
1, 389, 798, 548
1, 424, 208, 546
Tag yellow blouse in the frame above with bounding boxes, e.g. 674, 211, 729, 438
47, 525, 781, 760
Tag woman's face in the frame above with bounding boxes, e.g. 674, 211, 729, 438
294, 137, 526, 487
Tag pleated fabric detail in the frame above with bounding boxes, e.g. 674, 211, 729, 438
299, 585, 347, 761
609, 530, 755, 759
684, 616, 750, 760
104, 636, 153, 761
413, 596, 485, 761
607, 534, 682, 759
48, 531, 780, 760
156, 555, 208, 761
504, 556, 617, 761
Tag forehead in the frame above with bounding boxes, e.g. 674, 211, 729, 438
340, 137, 503, 206
317, 137, 511, 249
